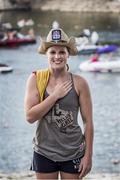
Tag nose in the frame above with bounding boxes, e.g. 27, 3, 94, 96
55, 53, 60, 58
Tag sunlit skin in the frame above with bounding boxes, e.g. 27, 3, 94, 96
46, 45, 69, 73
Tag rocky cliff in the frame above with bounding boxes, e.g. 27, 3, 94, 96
0, 0, 31, 10
32, 0, 120, 13
0, 0, 120, 12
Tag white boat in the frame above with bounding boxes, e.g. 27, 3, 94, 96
77, 44, 97, 54
79, 59, 120, 73
75, 29, 99, 46
0, 64, 13, 73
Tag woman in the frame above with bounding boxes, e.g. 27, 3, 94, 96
24, 28, 94, 180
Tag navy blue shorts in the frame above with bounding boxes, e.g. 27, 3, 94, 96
30, 151, 83, 174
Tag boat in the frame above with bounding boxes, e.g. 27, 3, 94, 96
77, 45, 97, 55
0, 29, 36, 48
79, 58, 120, 73
0, 36, 36, 47
0, 63, 13, 73
97, 45, 117, 54
75, 30, 99, 46
77, 44, 117, 55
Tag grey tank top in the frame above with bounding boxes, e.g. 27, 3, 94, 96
33, 74, 85, 161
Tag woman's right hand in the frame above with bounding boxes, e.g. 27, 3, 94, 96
52, 80, 72, 100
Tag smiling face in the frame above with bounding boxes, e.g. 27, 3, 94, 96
46, 45, 69, 71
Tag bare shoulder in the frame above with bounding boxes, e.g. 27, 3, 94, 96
72, 74, 90, 94
25, 73, 39, 97
26, 73, 37, 88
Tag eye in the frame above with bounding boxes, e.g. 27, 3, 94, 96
60, 51, 66, 54
50, 51, 56, 54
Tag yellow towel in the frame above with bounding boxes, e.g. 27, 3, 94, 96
36, 68, 50, 101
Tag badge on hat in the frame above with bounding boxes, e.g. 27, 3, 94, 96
52, 29, 61, 42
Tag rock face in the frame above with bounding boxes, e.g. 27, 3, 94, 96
0, 0, 31, 10
0, 0, 12, 10
32, 0, 120, 13
0, 0, 120, 12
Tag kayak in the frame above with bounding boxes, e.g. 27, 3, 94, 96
0, 63, 13, 73
79, 59, 120, 73
97, 45, 117, 54
0, 37, 36, 47
77, 45, 117, 55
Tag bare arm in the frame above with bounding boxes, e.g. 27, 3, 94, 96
24, 73, 72, 123
74, 75, 94, 178
79, 78, 93, 158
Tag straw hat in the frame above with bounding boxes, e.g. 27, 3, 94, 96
38, 28, 78, 55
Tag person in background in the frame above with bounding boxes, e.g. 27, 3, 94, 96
24, 28, 94, 180
90, 53, 99, 63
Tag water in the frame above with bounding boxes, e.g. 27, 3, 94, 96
0, 10, 120, 174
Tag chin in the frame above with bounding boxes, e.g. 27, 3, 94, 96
52, 66, 65, 71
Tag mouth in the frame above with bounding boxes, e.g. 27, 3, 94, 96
53, 59, 63, 64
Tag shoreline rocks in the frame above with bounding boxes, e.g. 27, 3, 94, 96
32, 0, 120, 13
0, 0, 120, 13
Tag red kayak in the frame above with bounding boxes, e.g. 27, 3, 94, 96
0, 37, 36, 47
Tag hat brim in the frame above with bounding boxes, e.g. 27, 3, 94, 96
38, 37, 78, 56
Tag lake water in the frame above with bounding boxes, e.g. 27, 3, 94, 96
0, 10, 120, 174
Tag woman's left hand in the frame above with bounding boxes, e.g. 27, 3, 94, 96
78, 155, 92, 179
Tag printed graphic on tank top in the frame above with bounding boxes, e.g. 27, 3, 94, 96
51, 103, 74, 133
